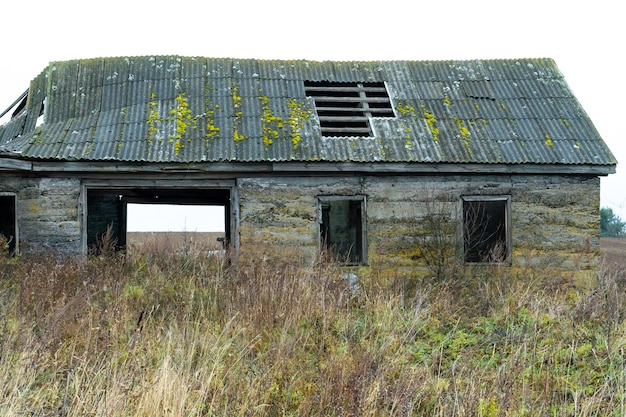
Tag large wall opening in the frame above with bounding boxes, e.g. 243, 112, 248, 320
126, 204, 225, 232
86, 188, 232, 254
126, 203, 226, 253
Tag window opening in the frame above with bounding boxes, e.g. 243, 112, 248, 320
304, 81, 394, 137
462, 196, 510, 263
0, 195, 17, 255
318, 196, 366, 265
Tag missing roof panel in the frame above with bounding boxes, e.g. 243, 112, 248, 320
0, 89, 29, 121
461, 80, 496, 100
304, 81, 395, 137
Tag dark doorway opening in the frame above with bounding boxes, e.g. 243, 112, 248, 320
0, 195, 17, 255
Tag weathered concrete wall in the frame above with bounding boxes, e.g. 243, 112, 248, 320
511, 175, 601, 273
368, 174, 600, 280
237, 174, 600, 279
0, 176, 81, 253
0, 172, 600, 279
237, 177, 334, 261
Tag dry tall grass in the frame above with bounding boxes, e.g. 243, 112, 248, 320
1, 238, 625, 416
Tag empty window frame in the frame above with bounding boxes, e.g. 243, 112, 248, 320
304, 81, 395, 137
318, 196, 367, 265
462, 196, 511, 264
0, 194, 17, 255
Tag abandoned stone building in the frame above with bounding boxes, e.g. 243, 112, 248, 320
0, 56, 617, 277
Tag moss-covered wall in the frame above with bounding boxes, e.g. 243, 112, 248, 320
237, 174, 601, 279
0, 176, 82, 253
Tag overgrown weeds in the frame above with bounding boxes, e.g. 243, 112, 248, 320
1, 241, 625, 416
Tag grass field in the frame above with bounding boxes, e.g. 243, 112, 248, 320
127, 231, 225, 253
601, 237, 626, 268
0, 236, 625, 415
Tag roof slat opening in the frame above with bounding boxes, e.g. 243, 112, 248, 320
305, 80, 395, 137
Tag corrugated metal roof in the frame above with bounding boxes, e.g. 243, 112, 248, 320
0, 56, 617, 167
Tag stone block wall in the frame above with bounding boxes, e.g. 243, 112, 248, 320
237, 174, 601, 279
0, 176, 82, 253
0, 172, 601, 279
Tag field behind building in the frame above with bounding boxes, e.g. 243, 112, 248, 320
601, 237, 626, 268
126, 231, 225, 254
0, 238, 625, 416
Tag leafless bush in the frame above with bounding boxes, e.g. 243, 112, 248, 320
409, 191, 463, 281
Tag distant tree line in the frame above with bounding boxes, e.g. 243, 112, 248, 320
600, 207, 626, 237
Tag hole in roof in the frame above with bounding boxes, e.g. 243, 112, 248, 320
461, 80, 496, 100
304, 81, 395, 137
0, 89, 29, 124
36, 99, 46, 127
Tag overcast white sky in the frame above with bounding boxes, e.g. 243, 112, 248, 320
1, 0, 624, 231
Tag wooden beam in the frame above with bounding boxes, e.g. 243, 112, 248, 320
316, 106, 393, 114
312, 96, 391, 103
31, 161, 273, 173
0, 157, 33, 171
321, 127, 371, 134
17, 158, 617, 176
304, 86, 388, 93
270, 162, 616, 176
82, 178, 236, 188
319, 116, 369, 123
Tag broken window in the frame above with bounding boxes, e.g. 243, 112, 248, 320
304, 81, 394, 137
462, 196, 510, 264
0, 194, 17, 255
318, 196, 367, 265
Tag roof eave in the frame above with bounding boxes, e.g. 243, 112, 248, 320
16, 159, 617, 176
0, 156, 32, 171
272, 162, 617, 176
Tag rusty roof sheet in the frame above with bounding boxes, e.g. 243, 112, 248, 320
0, 56, 617, 168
